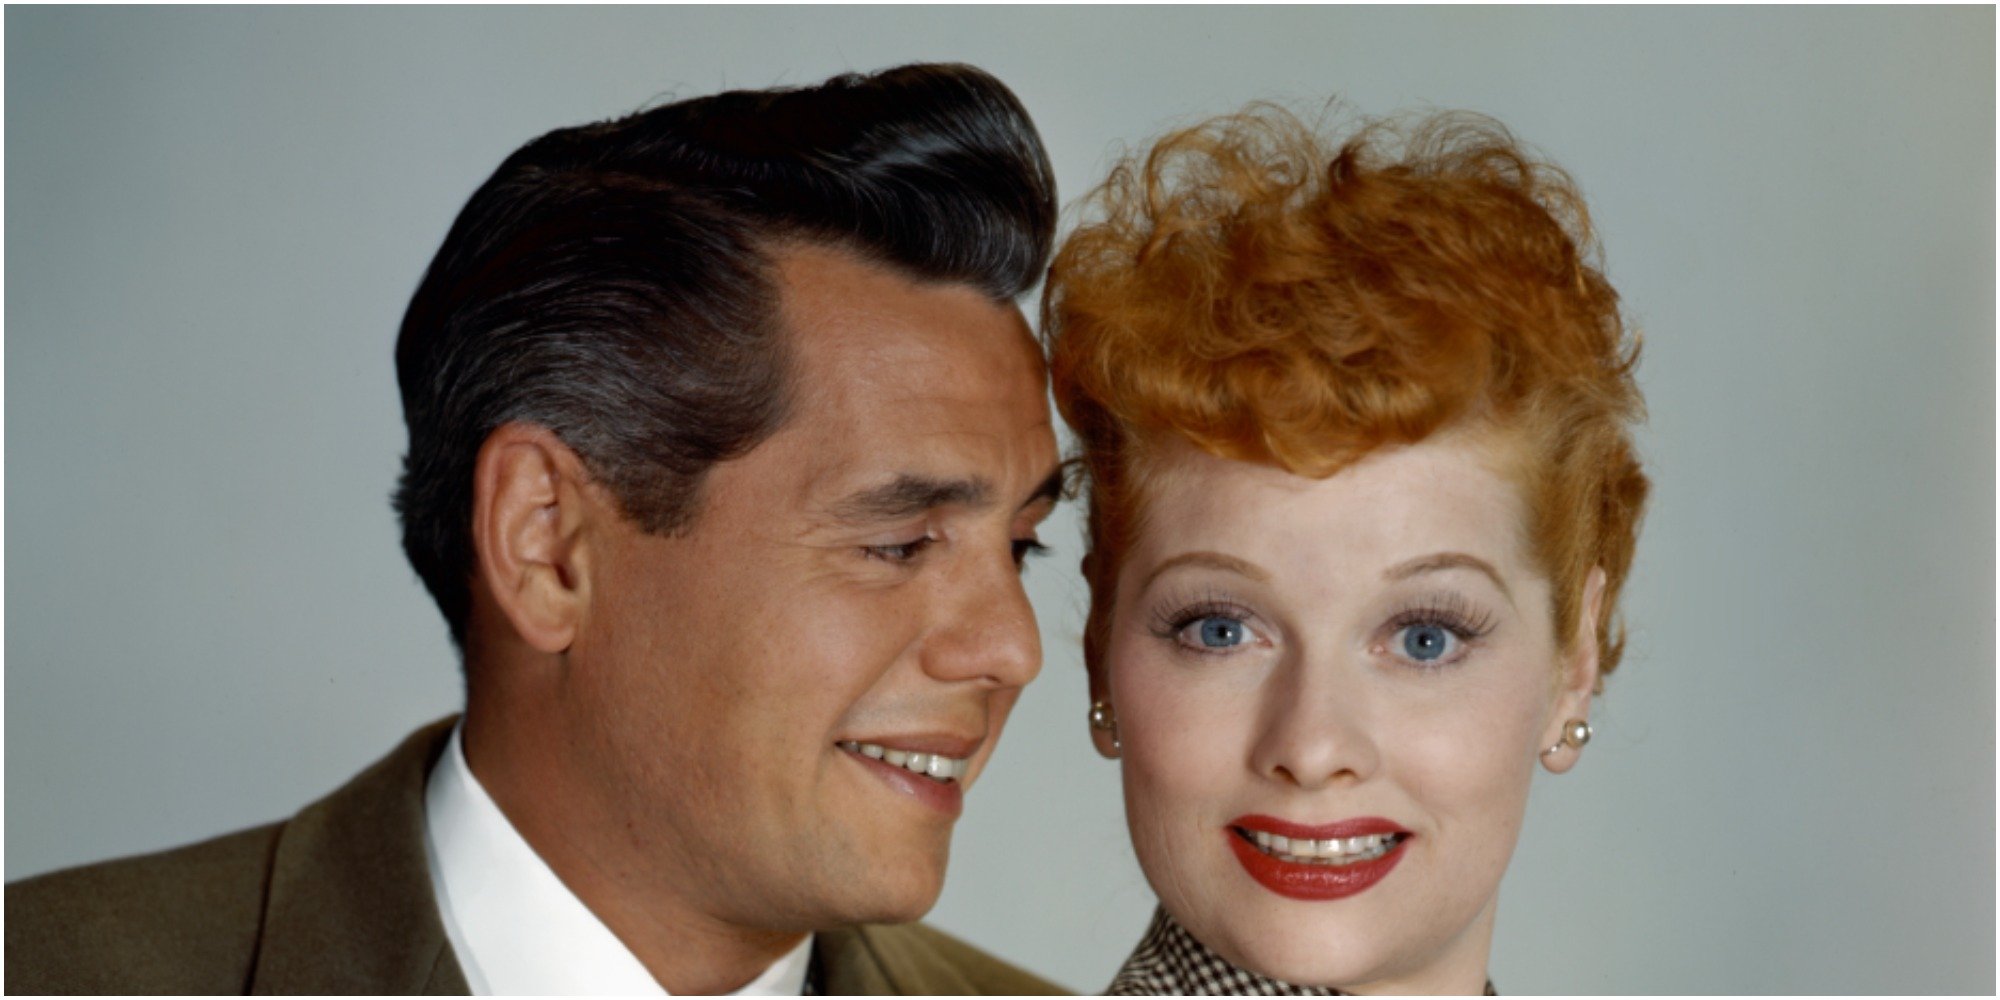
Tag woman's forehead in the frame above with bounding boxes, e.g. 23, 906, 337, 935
1126, 432, 1537, 585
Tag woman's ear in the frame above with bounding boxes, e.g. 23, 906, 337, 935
1540, 566, 1606, 775
1086, 659, 1122, 761
470, 422, 596, 655
1080, 554, 1124, 759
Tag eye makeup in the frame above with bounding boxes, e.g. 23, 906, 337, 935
1147, 588, 1252, 633
1145, 586, 1265, 656
1374, 590, 1499, 670
1383, 590, 1497, 642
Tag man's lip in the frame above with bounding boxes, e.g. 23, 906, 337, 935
840, 743, 968, 817
835, 734, 983, 758
1229, 814, 1411, 840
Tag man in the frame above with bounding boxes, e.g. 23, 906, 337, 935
8, 63, 1067, 995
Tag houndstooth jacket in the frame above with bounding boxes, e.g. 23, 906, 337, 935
1106, 907, 1497, 996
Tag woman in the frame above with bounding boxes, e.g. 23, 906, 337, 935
1042, 106, 1648, 994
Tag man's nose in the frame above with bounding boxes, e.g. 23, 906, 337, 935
919, 545, 1043, 690
1247, 654, 1380, 790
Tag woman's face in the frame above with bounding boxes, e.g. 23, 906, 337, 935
1100, 429, 1599, 992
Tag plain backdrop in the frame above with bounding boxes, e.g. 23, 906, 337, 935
6, 7, 1993, 994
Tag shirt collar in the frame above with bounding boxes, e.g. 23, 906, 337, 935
423, 722, 814, 995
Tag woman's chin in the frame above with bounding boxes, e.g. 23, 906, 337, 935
1182, 900, 1473, 994
1189, 912, 1394, 990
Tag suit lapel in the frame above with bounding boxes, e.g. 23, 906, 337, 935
248, 718, 470, 994
812, 926, 898, 994
815, 923, 1001, 995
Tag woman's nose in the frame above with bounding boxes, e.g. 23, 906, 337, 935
1247, 656, 1380, 790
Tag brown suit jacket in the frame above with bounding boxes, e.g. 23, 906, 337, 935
6, 718, 1066, 995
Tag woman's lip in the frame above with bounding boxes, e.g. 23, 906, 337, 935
1229, 814, 1410, 840
1225, 827, 1408, 900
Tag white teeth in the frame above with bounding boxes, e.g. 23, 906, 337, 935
1241, 828, 1402, 866
838, 741, 969, 782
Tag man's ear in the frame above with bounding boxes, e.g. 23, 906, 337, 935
471, 422, 596, 655
1540, 566, 1607, 775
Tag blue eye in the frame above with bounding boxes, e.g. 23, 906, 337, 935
1181, 616, 1247, 649
1399, 624, 1458, 663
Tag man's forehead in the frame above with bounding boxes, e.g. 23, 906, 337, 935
752, 244, 1057, 522
772, 246, 1042, 386
793, 419, 1059, 500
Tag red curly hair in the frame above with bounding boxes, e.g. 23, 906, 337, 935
1044, 105, 1648, 682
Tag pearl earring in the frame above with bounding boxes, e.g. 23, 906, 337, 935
1089, 700, 1121, 751
1541, 718, 1593, 759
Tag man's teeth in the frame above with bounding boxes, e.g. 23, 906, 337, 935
838, 740, 969, 782
1245, 829, 1402, 865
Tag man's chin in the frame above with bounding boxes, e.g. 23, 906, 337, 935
864, 863, 950, 925
823, 843, 952, 927
756, 810, 955, 929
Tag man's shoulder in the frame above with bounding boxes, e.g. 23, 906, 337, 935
827, 921, 1069, 995
5, 717, 462, 995
5, 822, 284, 994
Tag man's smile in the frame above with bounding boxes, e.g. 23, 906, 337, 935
834, 734, 985, 817
836, 740, 971, 782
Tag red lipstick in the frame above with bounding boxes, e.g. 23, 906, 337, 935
1226, 815, 1411, 901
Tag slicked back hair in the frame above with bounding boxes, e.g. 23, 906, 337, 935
392, 63, 1057, 649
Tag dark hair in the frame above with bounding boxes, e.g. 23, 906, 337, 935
393, 62, 1057, 647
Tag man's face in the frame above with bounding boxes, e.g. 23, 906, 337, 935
564, 245, 1061, 933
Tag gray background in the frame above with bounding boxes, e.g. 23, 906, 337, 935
7, 7, 1993, 994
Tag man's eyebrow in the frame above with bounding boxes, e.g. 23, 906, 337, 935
1140, 551, 1271, 591
827, 474, 994, 524
1020, 466, 1066, 511
1384, 552, 1514, 602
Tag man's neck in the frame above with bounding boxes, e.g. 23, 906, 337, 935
460, 699, 809, 995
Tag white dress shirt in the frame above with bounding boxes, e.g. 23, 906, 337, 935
424, 724, 814, 995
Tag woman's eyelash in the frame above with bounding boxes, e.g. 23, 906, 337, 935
1387, 592, 1496, 639
1142, 591, 1493, 657
1147, 593, 1252, 638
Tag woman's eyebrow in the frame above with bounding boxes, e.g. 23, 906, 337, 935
1140, 551, 1271, 591
1383, 552, 1513, 601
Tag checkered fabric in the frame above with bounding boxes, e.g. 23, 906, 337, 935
1104, 907, 1497, 996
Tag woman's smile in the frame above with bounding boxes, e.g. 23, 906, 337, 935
1046, 102, 1646, 994
1224, 816, 1415, 901
1104, 433, 1584, 990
